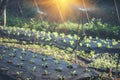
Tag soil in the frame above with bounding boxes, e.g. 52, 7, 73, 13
0, 72, 16, 80
0, 44, 99, 80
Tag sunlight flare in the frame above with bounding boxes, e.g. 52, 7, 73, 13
37, 0, 81, 21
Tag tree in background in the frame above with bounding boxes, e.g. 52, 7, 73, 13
0, 0, 8, 27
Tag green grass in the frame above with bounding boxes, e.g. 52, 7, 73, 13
89, 53, 120, 70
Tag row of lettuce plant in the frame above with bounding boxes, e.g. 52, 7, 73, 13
0, 26, 119, 52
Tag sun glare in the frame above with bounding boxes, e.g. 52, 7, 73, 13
54, 0, 79, 21
37, 0, 90, 22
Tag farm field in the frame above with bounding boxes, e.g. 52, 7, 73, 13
0, 0, 120, 80
0, 26, 120, 80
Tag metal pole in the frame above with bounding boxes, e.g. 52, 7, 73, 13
113, 0, 120, 78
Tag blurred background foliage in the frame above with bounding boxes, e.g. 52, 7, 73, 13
0, 0, 120, 39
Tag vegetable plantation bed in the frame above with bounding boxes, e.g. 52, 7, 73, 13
0, 26, 120, 63
0, 26, 119, 53
0, 44, 99, 80
0, 26, 120, 79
